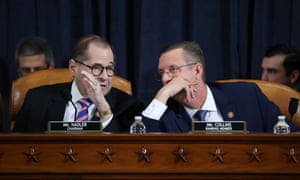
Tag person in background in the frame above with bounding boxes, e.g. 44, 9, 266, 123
261, 44, 300, 90
15, 36, 55, 76
13, 34, 144, 133
142, 41, 300, 133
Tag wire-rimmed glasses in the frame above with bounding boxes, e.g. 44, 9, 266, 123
158, 62, 198, 77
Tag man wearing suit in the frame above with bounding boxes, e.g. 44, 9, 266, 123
13, 34, 144, 133
142, 41, 299, 133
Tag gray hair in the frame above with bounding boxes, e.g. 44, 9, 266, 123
160, 41, 206, 80
15, 36, 54, 67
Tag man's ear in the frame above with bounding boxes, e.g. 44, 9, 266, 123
195, 63, 203, 80
289, 70, 300, 84
69, 59, 77, 73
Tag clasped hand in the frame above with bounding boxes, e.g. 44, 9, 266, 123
155, 76, 197, 104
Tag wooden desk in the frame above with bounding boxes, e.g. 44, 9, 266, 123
0, 133, 300, 179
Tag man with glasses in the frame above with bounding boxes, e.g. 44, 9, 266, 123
15, 36, 55, 76
13, 34, 144, 133
142, 41, 300, 133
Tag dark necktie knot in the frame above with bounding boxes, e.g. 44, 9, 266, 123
194, 110, 208, 121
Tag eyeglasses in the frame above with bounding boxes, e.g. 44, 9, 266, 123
158, 62, 198, 77
75, 60, 115, 76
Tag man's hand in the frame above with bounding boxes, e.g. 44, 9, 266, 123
155, 76, 197, 104
81, 70, 111, 120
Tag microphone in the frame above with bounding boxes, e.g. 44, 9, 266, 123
61, 90, 77, 122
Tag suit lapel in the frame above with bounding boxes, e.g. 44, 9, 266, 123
176, 106, 191, 131
47, 83, 72, 121
167, 100, 192, 132
209, 85, 238, 121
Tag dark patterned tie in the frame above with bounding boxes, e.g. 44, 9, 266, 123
194, 110, 208, 121
76, 98, 93, 122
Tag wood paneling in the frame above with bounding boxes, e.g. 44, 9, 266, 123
0, 133, 300, 179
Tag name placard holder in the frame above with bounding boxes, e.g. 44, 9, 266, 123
48, 121, 102, 133
192, 121, 247, 133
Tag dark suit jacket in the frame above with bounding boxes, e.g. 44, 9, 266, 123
13, 82, 144, 133
143, 82, 300, 133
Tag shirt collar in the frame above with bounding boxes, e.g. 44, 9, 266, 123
202, 85, 217, 112
71, 81, 85, 102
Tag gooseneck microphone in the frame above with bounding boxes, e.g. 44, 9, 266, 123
62, 91, 77, 122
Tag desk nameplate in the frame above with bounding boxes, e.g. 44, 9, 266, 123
48, 121, 102, 133
192, 121, 247, 133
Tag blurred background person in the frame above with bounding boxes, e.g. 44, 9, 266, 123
261, 44, 300, 90
15, 36, 55, 76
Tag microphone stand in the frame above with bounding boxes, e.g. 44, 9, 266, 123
62, 91, 77, 122
69, 98, 78, 122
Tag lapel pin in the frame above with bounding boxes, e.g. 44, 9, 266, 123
227, 112, 234, 119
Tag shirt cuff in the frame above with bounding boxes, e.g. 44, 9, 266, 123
101, 114, 113, 128
142, 99, 167, 120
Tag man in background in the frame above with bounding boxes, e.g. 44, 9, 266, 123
261, 44, 300, 90
15, 36, 55, 76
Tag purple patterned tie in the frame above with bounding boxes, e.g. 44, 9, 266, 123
76, 98, 93, 122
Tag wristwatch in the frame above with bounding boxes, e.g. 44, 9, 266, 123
99, 109, 112, 118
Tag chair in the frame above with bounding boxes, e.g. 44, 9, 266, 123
216, 79, 300, 127
111, 75, 132, 96
10, 68, 132, 128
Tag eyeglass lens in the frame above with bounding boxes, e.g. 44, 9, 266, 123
91, 64, 115, 76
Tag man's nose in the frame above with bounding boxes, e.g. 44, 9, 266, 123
161, 72, 173, 84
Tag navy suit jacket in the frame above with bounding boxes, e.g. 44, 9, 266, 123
13, 82, 144, 133
143, 82, 300, 133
